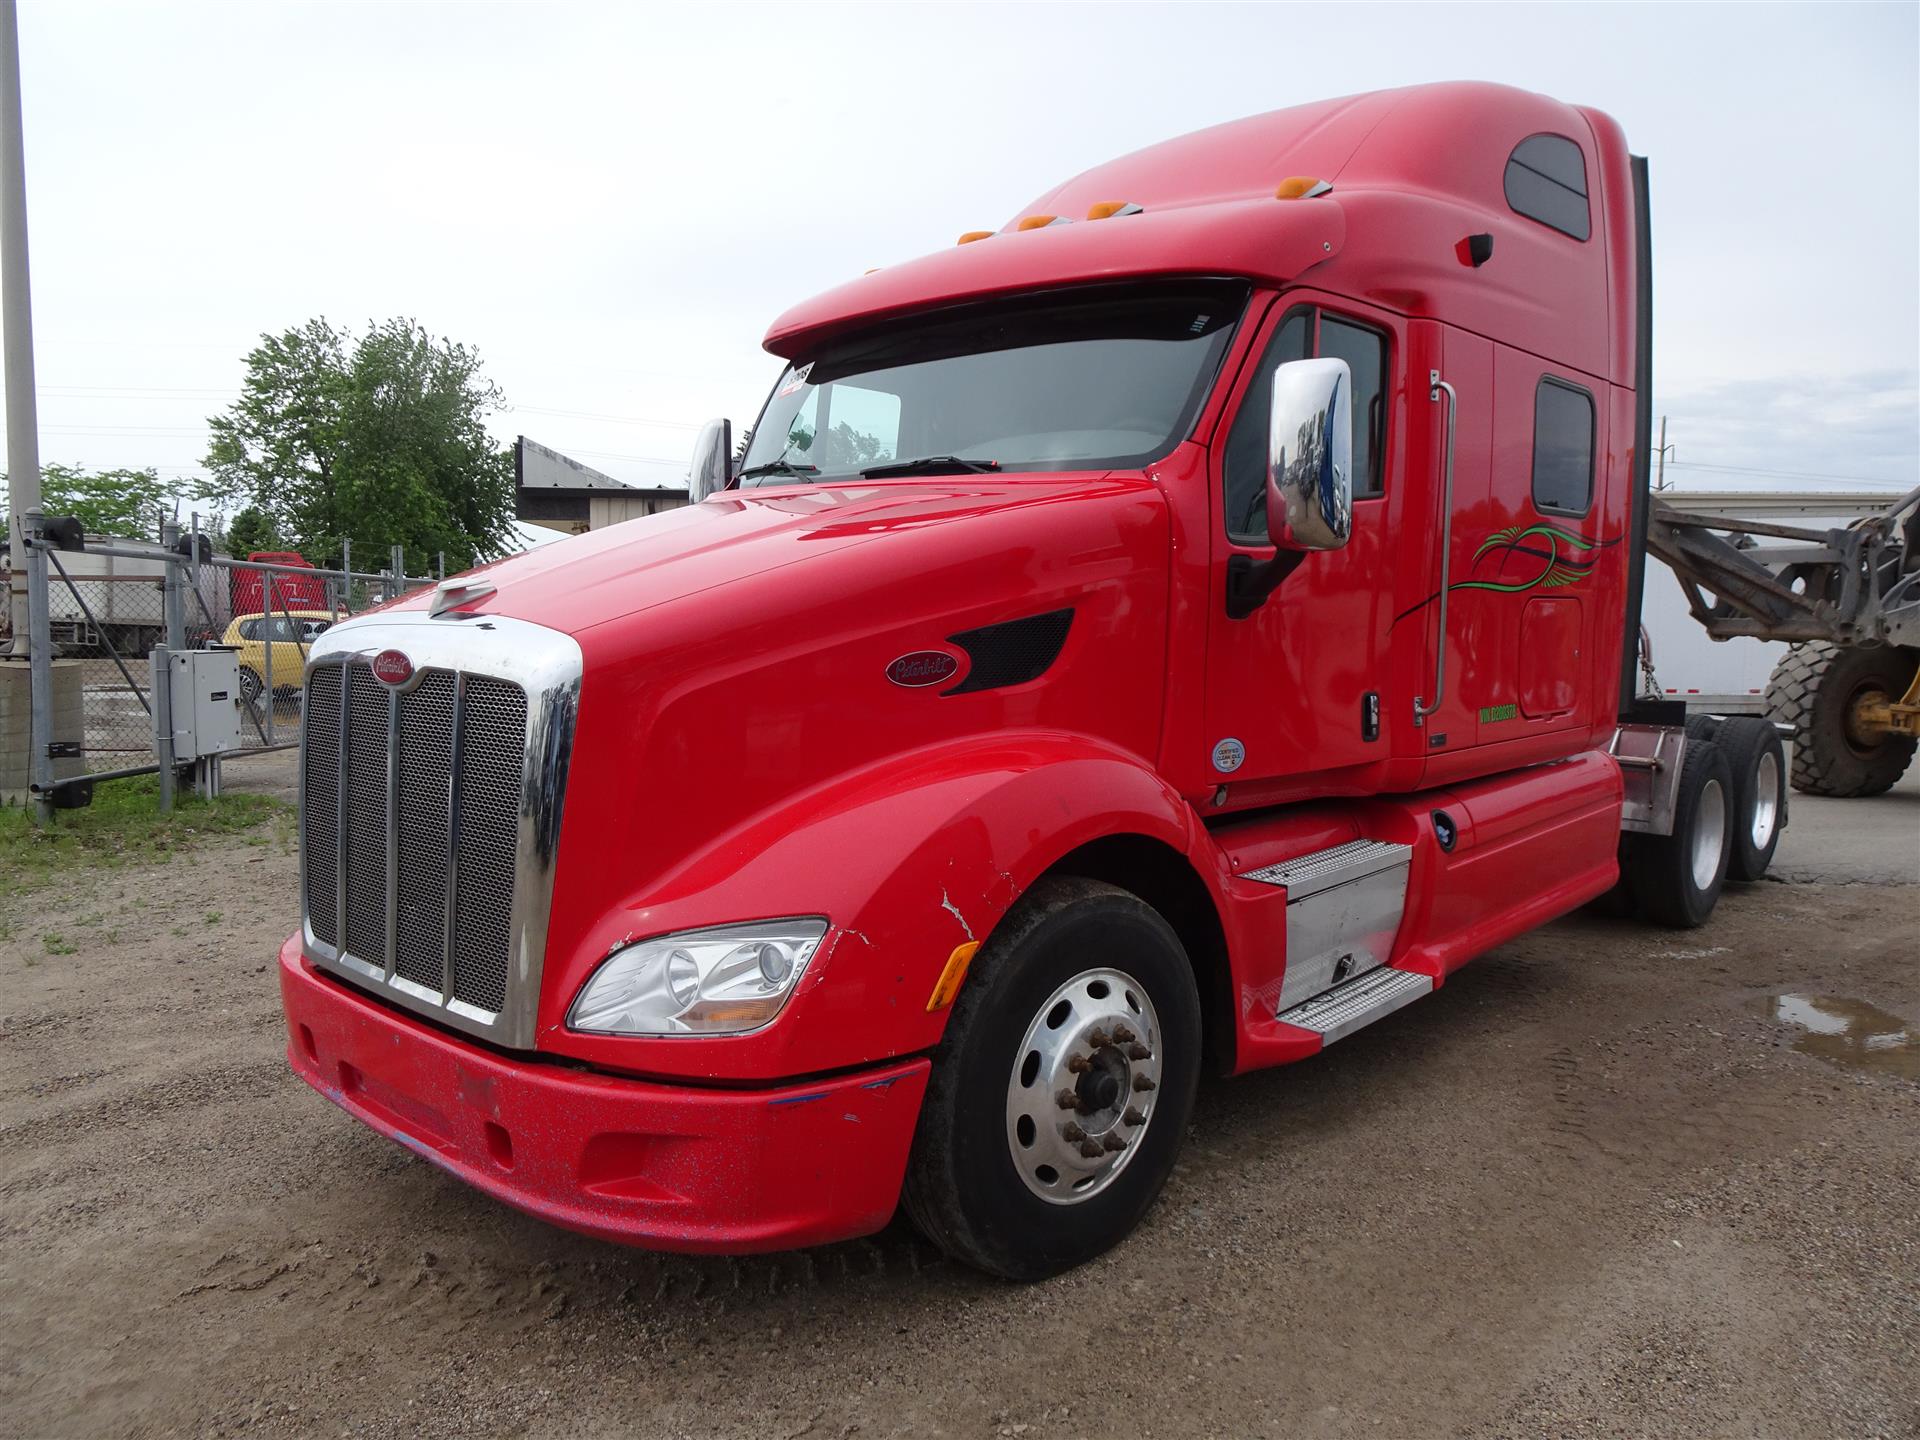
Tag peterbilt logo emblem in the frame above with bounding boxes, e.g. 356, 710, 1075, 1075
886, 650, 959, 688
369, 649, 415, 687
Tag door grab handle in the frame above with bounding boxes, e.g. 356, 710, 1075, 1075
1415, 369, 1457, 726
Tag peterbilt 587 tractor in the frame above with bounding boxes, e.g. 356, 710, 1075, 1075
278, 82, 1851, 1279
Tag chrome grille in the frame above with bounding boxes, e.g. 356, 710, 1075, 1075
302, 656, 531, 1032
341, 666, 391, 968
393, 671, 455, 993
450, 676, 524, 1013
302, 667, 341, 947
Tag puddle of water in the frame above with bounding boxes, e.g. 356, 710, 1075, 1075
1760, 994, 1920, 1081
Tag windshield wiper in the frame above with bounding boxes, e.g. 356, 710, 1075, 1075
860, 455, 1001, 479
736, 459, 820, 481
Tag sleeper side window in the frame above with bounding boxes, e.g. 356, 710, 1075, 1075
1532, 377, 1595, 516
1505, 134, 1590, 241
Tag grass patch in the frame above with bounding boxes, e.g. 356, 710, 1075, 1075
0, 775, 289, 895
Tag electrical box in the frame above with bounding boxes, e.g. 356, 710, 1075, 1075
166, 649, 244, 761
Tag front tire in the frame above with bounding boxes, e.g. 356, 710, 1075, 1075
903, 876, 1201, 1281
237, 666, 262, 705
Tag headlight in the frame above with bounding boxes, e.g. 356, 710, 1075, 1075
567, 919, 828, 1037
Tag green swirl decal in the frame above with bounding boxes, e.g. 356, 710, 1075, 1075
1394, 524, 1620, 625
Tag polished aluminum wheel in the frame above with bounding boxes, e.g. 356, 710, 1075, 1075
1691, 776, 1727, 891
1004, 968, 1163, 1204
1750, 751, 1780, 849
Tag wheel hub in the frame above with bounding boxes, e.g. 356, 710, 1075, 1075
1004, 968, 1163, 1205
1691, 776, 1727, 891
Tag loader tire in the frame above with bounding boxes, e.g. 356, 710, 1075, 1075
1765, 642, 1917, 797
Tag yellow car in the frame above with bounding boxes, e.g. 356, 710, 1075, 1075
224, 610, 338, 703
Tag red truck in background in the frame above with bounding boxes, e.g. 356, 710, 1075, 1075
277, 82, 1790, 1280
230, 550, 328, 617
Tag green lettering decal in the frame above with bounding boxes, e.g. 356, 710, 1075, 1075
1479, 703, 1519, 724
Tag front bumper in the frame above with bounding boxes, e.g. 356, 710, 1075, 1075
279, 936, 930, 1253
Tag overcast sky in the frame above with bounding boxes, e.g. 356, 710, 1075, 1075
9, 0, 1917, 541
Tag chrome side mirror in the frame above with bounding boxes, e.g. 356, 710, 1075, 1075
1268, 357, 1353, 551
689, 417, 733, 502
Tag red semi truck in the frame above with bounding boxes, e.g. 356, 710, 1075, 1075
278, 82, 1789, 1279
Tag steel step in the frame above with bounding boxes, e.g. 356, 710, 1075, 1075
1275, 966, 1433, 1045
1240, 838, 1412, 900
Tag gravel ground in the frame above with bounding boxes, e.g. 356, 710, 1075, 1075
2, 758, 1915, 1439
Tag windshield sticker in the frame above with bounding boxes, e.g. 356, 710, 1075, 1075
777, 363, 814, 398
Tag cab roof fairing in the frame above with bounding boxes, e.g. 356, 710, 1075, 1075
763, 81, 1630, 385
760, 195, 1347, 360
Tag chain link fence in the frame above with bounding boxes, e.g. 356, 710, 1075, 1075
7, 513, 439, 814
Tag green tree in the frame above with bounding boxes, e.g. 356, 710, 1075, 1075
0, 461, 171, 537
200, 317, 516, 572
223, 504, 282, 557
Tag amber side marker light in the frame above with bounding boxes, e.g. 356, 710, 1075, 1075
1016, 213, 1069, 231
1086, 201, 1144, 220
1275, 176, 1333, 200
926, 940, 982, 1012
957, 230, 994, 245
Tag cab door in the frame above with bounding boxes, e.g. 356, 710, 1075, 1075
1202, 296, 1404, 798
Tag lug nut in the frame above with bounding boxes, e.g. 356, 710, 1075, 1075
1113, 1025, 1136, 1044
1078, 1140, 1104, 1159
1055, 1089, 1080, 1110
1067, 1054, 1091, 1074
1088, 1027, 1112, 1049
1062, 1122, 1086, 1142
1123, 1106, 1147, 1126
1126, 1043, 1152, 1061
1101, 1133, 1127, 1153
1132, 1074, 1156, 1093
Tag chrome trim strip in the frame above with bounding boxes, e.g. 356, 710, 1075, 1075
384, 685, 399, 982
298, 612, 582, 1050
442, 671, 466, 1006
333, 658, 350, 959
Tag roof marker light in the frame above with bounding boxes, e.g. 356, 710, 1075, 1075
1275, 176, 1333, 200
1017, 214, 1069, 231
1086, 201, 1144, 220
957, 230, 993, 245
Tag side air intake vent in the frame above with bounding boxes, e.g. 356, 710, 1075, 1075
946, 609, 1073, 694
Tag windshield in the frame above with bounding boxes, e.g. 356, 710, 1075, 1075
739, 283, 1248, 484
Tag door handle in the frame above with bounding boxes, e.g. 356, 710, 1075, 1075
1415, 369, 1457, 726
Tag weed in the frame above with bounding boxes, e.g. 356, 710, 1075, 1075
0, 777, 288, 898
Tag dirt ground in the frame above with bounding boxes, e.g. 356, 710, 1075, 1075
2, 756, 1915, 1439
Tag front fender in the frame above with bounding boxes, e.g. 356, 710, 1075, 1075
536, 732, 1214, 1082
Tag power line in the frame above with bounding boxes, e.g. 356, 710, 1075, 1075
1664, 459, 1910, 487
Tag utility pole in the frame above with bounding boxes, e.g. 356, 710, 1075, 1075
1654, 415, 1671, 492
1, 0, 40, 657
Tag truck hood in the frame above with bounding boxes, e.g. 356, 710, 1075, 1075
386, 476, 1130, 636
